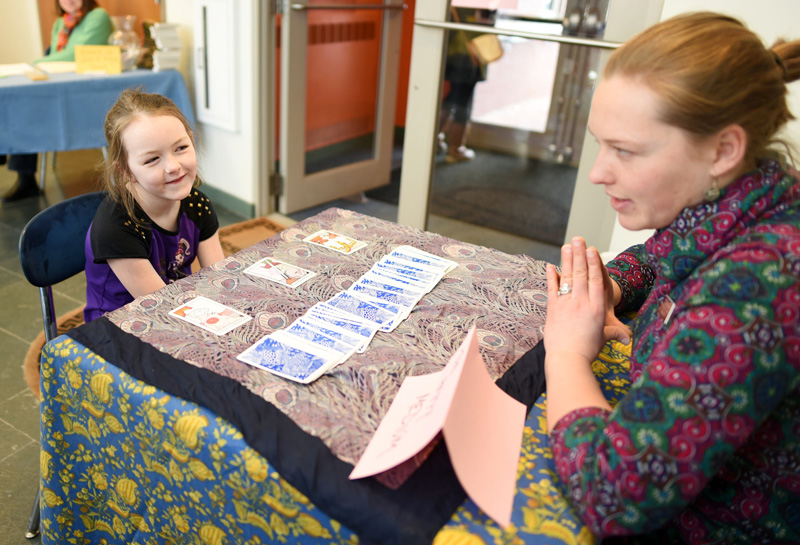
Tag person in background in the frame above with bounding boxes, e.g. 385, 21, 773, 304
438, 8, 495, 164
2, 0, 112, 202
543, 12, 800, 543
83, 90, 224, 322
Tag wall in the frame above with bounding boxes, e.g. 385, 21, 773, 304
567, 0, 800, 255
660, 0, 800, 146
166, 0, 261, 217
0, 3, 43, 63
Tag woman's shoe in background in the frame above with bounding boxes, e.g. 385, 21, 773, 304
437, 132, 448, 154
442, 121, 476, 163
445, 145, 476, 163
1, 174, 40, 203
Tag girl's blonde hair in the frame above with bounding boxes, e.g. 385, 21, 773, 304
604, 11, 800, 164
102, 89, 200, 226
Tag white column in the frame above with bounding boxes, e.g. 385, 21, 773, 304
396, 0, 449, 229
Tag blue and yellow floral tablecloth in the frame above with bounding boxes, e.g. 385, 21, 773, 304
40, 336, 630, 545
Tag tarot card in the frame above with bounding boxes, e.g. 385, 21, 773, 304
303, 230, 367, 255
355, 275, 427, 297
345, 292, 409, 331
387, 246, 458, 273
294, 316, 369, 351
281, 321, 360, 361
237, 334, 340, 384
374, 259, 443, 284
307, 302, 374, 326
169, 296, 252, 335
325, 291, 397, 329
364, 267, 435, 293
364, 263, 440, 293
306, 303, 380, 350
395, 245, 459, 269
244, 257, 316, 288
349, 283, 419, 309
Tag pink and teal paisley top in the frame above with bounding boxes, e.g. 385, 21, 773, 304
551, 159, 800, 544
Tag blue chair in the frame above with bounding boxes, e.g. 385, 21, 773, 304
17, 190, 105, 539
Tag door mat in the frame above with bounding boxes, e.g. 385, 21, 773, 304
366, 151, 577, 247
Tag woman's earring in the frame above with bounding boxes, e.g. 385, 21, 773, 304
703, 177, 720, 202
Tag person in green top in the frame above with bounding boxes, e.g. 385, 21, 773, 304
2, 0, 113, 203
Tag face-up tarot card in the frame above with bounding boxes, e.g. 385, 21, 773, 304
169, 296, 252, 335
303, 230, 367, 255
244, 257, 316, 288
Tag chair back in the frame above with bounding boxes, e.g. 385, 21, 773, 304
19, 191, 105, 288
18, 191, 105, 342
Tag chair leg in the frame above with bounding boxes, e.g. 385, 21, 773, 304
25, 489, 40, 539
38, 153, 47, 190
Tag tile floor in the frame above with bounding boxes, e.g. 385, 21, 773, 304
0, 149, 559, 543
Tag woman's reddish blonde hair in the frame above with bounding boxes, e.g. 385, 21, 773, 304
604, 12, 800, 162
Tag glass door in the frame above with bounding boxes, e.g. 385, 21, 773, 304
398, 0, 614, 257
277, 0, 405, 214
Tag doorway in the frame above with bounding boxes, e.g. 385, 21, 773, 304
273, 0, 405, 215
391, 0, 616, 255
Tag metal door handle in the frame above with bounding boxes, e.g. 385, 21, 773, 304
290, 3, 406, 10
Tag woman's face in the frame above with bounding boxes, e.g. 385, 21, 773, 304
587, 75, 717, 231
59, 0, 83, 15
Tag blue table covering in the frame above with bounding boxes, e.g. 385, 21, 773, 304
0, 69, 195, 154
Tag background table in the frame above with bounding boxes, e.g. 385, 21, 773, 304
39, 208, 632, 545
0, 69, 195, 154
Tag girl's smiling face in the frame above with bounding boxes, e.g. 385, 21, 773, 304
587, 75, 718, 231
122, 114, 197, 209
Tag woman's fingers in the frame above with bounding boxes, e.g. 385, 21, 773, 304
546, 263, 561, 298
559, 242, 573, 292
586, 246, 605, 303
570, 237, 588, 297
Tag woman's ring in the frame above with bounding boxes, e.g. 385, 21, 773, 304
557, 282, 572, 296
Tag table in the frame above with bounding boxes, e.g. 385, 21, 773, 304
0, 69, 195, 154
39, 208, 631, 545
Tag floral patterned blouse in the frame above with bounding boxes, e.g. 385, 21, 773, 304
550, 158, 800, 544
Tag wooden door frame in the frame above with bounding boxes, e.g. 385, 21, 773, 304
277, 2, 404, 214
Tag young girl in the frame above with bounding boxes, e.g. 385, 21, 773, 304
84, 90, 225, 322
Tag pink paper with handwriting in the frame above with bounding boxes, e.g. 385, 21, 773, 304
349, 327, 526, 528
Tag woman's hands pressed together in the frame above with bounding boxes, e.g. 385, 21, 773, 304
543, 237, 617, 430
545, 237, 609, 362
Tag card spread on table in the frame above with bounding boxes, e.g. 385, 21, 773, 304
236, 244, 457, 383
169, 296, 252, 335
303, 230, 367, 254
244, 257, 316, 288
349, 327, 525, 529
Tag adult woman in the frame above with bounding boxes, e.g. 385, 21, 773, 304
544, 12, 800, 544
2, 0, 112, 202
